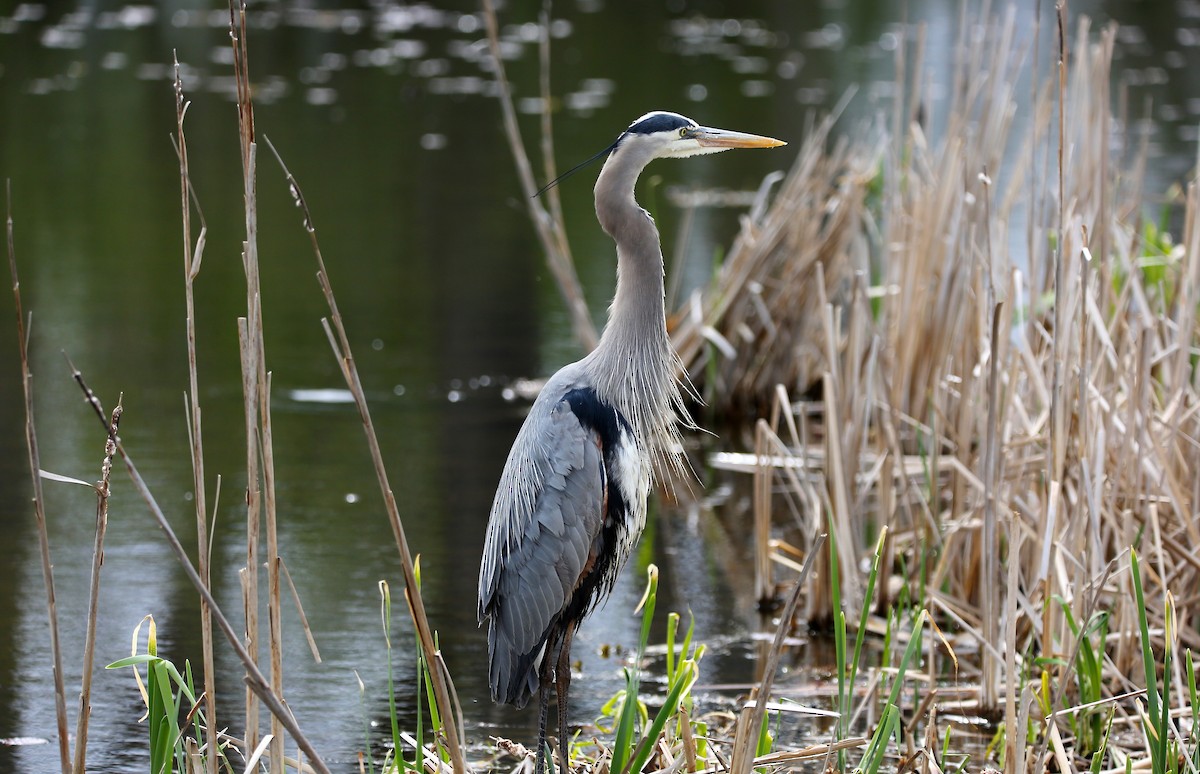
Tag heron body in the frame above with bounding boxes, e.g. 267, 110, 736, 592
478, 111, 785, 773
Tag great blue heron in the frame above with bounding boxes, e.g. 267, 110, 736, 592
478, 110, 785, 773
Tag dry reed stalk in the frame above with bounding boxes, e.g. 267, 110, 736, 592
671, 98, 874, 416
172, 54, 217, 774
979, 166, 1003, 715
729, 533, 826, 773
6, 182, 71, 774
700, 5, 1199, 769
752, 419, 773, 606
237, 314, 262, 754
1046, 8, 1068, 621
480, 0, 597, 351
261, 139, 469, 773
227, 3, 286, 768
72, 399, 121, 774
66, 361, 333, 774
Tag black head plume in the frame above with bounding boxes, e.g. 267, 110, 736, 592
533, 137, 621, 198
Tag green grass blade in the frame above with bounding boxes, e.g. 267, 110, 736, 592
854, 704, 899, 774
834, 609, 847, 740
152, 714, 173, 774
1088, 705, 1116, 774
637, 565, 658, 655
613, 566, 660, 774
1131, 549, 1171, 774
755, 708, 773, 758
665, 612, 678, 684
378, 581, 406, 772
828, 521, 847, 765
610, 670, 640, 774
1131, 550, 1161, 724
850, 527, 886, 693
1186, 650, 1198, 767
355, 671, 376, 774
1157, 596, 1174, 774
885, 610, 926, 708
106, 654, 161, 669
151, 660, 182, 774
627, 658, 700, 774
147, 657, 165, 774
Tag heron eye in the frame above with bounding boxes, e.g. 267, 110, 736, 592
679, 127, 688, 138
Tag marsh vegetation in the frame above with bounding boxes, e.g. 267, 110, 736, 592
4, 2, 1200, 773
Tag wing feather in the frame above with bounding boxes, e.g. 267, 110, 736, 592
478, 388, 605, 707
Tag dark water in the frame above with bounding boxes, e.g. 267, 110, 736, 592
0, 1, 1196, 771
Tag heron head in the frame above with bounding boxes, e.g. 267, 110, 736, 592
619, 110, 786, 159
533, 111, 785, 197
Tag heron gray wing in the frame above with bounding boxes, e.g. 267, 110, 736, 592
478, 389, 606, 708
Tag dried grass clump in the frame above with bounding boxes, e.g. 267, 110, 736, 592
704, 7, 1200, 770
670, 106, 879, 419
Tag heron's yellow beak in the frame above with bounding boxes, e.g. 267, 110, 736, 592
686, 126, 787, 149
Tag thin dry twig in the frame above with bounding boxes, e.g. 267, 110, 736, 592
6, 181, 71, 774
72, 399, 122, 774
730, 533, 827, 772
172, 51, 217, 774
479, 0, 597, 351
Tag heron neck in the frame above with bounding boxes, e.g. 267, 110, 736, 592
585, 143, 678, 451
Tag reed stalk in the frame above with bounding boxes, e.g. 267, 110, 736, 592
227, 3, 285, 767
730, 534, 826, 773
172, 52, 217, 774
66, 360, 332, 774
261, 138, 469, 773
480, 0, 597, 351
692, 6, 1200, 770
5, 182, 71, 774
72, 400, 121, 774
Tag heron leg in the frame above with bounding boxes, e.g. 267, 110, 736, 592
555, 621, 577, 774
535, 645, 556, 774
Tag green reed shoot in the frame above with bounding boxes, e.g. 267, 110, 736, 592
851, 527, 886, 693
107, 616, 214, 774
1059, 598, 1110, 755
1131, 548, 1176, 774
1185, 650, 1198, 770
856, 705, 899, 774
610, 565, 658, 774
854, 609, 928, 774
835, 526, 888, 770
602, 564, 708, 774
941, 726, 971, 773
755, 710, 773, 772
626, 650, 701, 774
418, 631, 449, 767
830, 521, 847, 755
664, 610, 704, 735
391, 557, 450, 772
879, 612, 892, 700
378, 580, 406, 772
355, 670, 376, 774
1088, 705, 1116, 774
